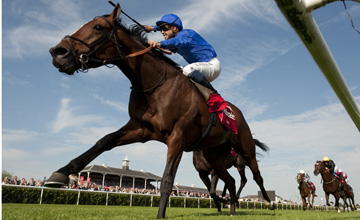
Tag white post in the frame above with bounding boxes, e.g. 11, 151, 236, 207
77, 191, 80, 205
39, 188, 44, 204
275, 0, 360, 131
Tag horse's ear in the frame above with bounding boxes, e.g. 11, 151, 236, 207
110, 3, 121, 21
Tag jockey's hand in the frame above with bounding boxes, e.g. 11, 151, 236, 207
144, 25, 155, 32
148, 40, 161, 48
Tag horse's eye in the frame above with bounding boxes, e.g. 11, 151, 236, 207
93, 24, 103, 32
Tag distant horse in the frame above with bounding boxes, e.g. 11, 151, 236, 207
313, 161, 347, 213
296, 172, 316, 210
193, 139, 270, 212
340, 182, 356, 211
47, 4, 271, 218
346, 185, 357, 211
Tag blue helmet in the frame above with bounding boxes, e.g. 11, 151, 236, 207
156, 14, 183, 31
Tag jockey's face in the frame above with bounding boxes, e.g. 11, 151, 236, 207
161, 26, 178, 40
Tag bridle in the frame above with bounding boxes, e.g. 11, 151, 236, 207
63, 15, 172, 93
63, 16, 123, 72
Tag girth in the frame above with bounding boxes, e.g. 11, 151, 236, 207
184, 112, 217, 152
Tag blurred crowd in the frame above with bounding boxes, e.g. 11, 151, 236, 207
2, 176, 44, 187
2, 175, 211, 198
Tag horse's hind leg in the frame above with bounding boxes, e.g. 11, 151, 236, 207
204, 146, 237, 216
231, 116, 271, 205
246, 157, 270, 203
235, 156, 247, 198
310, 193, 315, 210
45, 120, 145, 186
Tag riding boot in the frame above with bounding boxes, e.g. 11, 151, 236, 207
188, 70, 219, 94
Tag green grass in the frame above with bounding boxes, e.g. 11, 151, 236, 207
2, 203, 360, 220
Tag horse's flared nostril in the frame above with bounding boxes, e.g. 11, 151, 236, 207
49, 46, 69, 58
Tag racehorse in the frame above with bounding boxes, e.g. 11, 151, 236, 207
193, 139, 270, 212
47, 4, 270, 218
313, 161, 347, 213
340, 182, 356, 211
345, 186, 357, 211
296, 172, 316, 210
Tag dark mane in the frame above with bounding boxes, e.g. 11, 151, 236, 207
114, 18, 180, 70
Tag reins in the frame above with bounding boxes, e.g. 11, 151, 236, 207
64, 16, 172, 72
126, 46, 172, 58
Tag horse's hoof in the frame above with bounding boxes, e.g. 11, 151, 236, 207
44, 172, 69, 187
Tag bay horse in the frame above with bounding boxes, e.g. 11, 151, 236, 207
47, 4, 270, 218
193, 139, 270, 212
313, 161, 347, 213
345, 185, 357, 211
296, 172, 316, 210
339, 181, 356, 211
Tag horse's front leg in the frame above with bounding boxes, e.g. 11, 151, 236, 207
325, 193, 330, 206
301, 196, 306, 211
45, 120, 145, 187
157, 135, 184, 219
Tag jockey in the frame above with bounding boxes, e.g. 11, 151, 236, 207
323, 157, 350, 185
335, 169, 349, 183
298, 170, 315, 191
322, 157, 336, 173
145, 14, 221, 94
299, 170, 310, 183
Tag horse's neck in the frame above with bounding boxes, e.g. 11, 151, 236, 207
321, 172, 335, 182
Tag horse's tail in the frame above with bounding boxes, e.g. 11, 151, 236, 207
254, 139, 269, 153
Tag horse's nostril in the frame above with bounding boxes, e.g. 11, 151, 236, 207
50, 47, 69, 57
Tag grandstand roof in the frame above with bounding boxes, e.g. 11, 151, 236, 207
173, 184, 223, 195
80, 164, 162, 182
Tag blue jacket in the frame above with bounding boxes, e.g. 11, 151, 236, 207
159, 29, 217, 64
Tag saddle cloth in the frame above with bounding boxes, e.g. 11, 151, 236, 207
192, 80, 238, 134
307, 181, 315, 191
207, 93, 238, 134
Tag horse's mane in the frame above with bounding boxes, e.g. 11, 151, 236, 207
113, 17, 180, 70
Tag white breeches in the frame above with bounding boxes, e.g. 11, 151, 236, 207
182, 57, 221, 82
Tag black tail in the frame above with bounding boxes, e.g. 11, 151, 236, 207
254, 139, 269, 152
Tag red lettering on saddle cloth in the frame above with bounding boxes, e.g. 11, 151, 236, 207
230, 148, 236, 158
207, 93, 238, 134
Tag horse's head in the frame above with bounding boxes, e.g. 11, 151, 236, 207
296, 173, 304, 184
49, 4, 122, 75
313, 160, 327, 176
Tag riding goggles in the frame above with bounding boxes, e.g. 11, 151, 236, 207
158, 17, 180, 31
